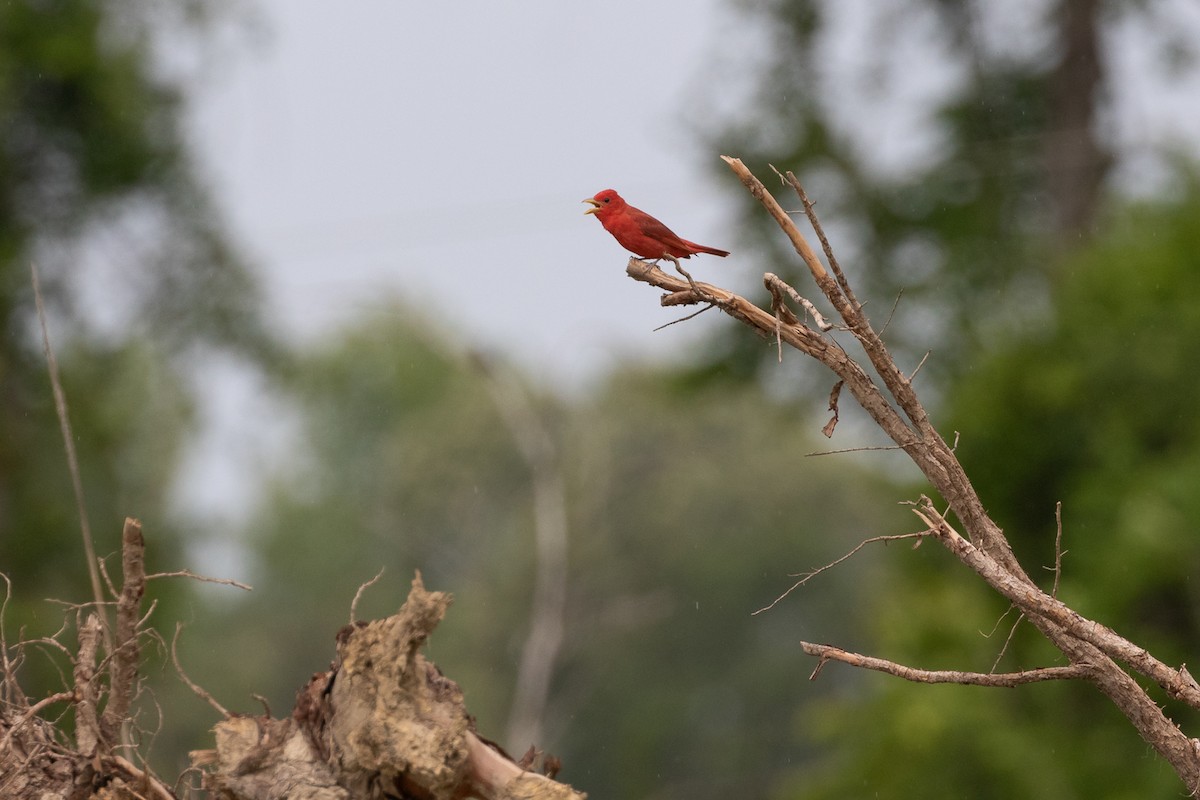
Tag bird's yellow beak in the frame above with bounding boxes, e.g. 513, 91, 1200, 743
582, 198, 602, 215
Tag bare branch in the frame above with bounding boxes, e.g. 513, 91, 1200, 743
146, 570, 252, 591
774, 165, 862, 312
765, 273, 834, 331
731, 160, 827, 283
652, 302, 716, 331
801, 642, 1089, 687
171, 623, 228, 719
106, 753, 176, 800
753, 532, 930, 616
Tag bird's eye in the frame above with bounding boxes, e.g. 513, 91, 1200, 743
603, 197, 610, 203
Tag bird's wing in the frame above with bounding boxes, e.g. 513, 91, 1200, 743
629, 210, 688, 249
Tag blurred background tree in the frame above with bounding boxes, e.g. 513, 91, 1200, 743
177, 307, 895, 796
699, 0, 1197, 387
0, 0, 270, 675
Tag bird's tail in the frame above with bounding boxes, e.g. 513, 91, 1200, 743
688, 241, 730, 258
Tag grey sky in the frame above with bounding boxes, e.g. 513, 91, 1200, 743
188, 1, 749, 388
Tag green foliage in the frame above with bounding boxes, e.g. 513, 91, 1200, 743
953, 181, 1200, 660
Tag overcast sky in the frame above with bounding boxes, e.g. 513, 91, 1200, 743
187, 1, 756, 389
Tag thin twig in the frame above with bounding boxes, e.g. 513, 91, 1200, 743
171, 624, 228, 718
106, 754, 176, 800
1052, 501, 1065, 598
879, 289, 905, 337
908, 350, 931, 382
31, 263, 110, 654
97, 555, 119, 601
989, 609, 1027, 673
753, 531, 930, 615
350, 568, 386, 625
652, 303, 716, 331
980, 604, 1017, 639
145, 570, 252, 591
775, 167, 861, 311
251, 693, 272, 718
804, 444, 906, 457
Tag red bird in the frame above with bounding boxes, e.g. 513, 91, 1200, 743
583, 189, 729, 260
